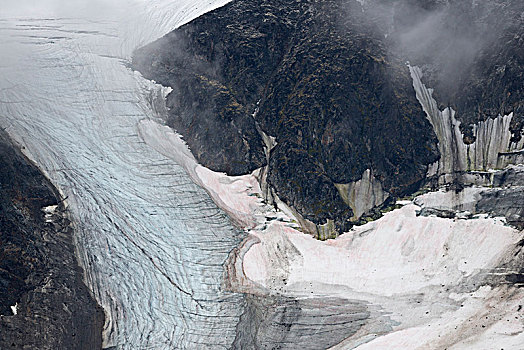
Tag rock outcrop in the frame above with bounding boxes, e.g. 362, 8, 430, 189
133, 0, 440, 232
133, 0, 522, 235
0, 130, 104, 349
477, 165, 524, 229
414, 165, 524, 230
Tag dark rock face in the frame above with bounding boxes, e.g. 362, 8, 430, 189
379, 0, 524, 142
414, 165, 524, 230
492, 166, 524, 188
477, 166, 524, 230
0, 131, 104, 349
477, 189, 524, 229
133, 0, 439, 229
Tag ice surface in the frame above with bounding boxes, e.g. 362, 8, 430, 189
0, 1, 251, 349
230, 180, 524, 348
410, 66, 524, 180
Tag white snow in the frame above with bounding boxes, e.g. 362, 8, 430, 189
226, 182, 524, 348
42, 205, 58, 213
244, 204, 520, 295
10, 303, 18, 316
42, 205, 58, 223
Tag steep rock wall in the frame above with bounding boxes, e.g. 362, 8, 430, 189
133, 0, 439, 231
0, 130, 104, 349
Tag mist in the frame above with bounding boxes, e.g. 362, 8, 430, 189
353, 0, 515, 104
0, 0, 130, 18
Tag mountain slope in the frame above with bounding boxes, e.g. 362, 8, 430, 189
133, 0, 440, 232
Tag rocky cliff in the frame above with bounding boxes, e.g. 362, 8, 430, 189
0, 130, 104, 349
133, 0, 441, 233
133, 0, 522, 234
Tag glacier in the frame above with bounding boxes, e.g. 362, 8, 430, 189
0, 1, 247, 348
1, 1, 523, 349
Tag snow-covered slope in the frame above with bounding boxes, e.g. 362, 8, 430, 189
0, 1, 247, 349
230, 189, 524, 348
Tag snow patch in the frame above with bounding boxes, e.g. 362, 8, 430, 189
42, 204, 58, 223
238, 200, 523, 348
224, 174, 523, 348
10, 303, 18, 316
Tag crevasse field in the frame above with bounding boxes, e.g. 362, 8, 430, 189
0, 1, 241, 348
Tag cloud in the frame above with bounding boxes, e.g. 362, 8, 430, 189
350, 0, 507, 101
1, 0, 129, 18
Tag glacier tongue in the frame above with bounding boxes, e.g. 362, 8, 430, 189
0, 1, 248, 349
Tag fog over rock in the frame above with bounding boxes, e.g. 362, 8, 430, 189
365, 0, 524, 141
